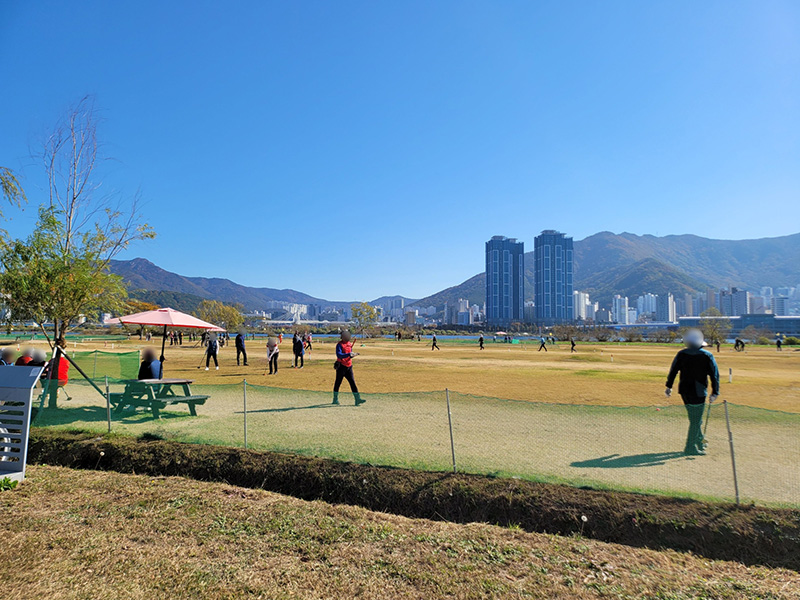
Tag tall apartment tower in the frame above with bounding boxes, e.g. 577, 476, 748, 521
534, 230, 574, 323
485, 236, 524, 326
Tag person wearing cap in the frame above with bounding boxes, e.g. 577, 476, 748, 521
333, 330, 363, 406
665, 329, 720, 456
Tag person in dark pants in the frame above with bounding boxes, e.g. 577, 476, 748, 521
266, 338, 279, 375
715, 339, 720, 353
293, 333, 305, 368
431, 334, 440, 351
235, 331, 248, 366
205, 333, 219, 370
665, 329, 720, 456
479, 335, 484, 350
570, 338, 577, 353
538, 336, 548, 352
333, 330, 363, 405
776, 338, 783, 351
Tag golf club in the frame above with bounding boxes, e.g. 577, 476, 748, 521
702, 401, 713, 448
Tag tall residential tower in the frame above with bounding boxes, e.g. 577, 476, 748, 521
534, 230, 574, 323
485, 236, 524, 326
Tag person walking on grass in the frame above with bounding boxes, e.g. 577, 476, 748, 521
431, 334, 440, 351
333, 330, 363, 406
538, 336, 548, 352
235, 330, 248, 366
479, 334, 484, 350
570, 338, 577, 353
776, 338, 783, 352
665, 329, 720, 456
305, 332, 313, 352
205, 332, 219, 371
266, 337, 279, 375
292, 332, 305, 368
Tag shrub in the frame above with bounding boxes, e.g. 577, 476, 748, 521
0, 476, 18, 492
783, 337, 800, 346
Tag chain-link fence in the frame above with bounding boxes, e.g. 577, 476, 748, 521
29, 375, 800, 507
68, 350, 140, 381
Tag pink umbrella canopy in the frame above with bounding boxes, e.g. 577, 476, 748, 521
114, 307, 225, 331
110, 307, 225, 364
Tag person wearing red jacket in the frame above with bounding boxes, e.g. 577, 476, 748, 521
333, 330, 363, 406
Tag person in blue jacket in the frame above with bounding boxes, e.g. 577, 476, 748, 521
665, 329, 720, 456
138, 348, 162, 380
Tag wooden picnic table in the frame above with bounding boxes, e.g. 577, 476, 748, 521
110, 378, 209, 419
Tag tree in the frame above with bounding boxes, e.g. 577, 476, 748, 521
698, 307, 732, 343
0, 98, 154, 408
351, 302, 379, 337
193, 300, 243, 331
0, 166, 26, 213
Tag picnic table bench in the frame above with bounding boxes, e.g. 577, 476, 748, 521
110, 378, 209, 419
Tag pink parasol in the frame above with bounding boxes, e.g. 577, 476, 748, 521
111, 307, 225, 362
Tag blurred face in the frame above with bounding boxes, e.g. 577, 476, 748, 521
341, 331, 352, 343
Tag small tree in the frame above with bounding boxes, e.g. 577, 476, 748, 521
193, 299, 243, 331
699, 307, 732, 344
0, 98, 154, 408
351, 302, 379, 337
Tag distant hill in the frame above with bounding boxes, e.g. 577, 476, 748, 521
411, 231, 800, 309
579, 258, 707, 306
111, 258, 416, 312
575, 231, 800, 290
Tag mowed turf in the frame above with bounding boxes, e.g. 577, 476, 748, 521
34, 337, 800, 506
2, 465, 798, 600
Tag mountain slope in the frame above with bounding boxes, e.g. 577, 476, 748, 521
111, 259, 416, 311
575, 231, 800, 290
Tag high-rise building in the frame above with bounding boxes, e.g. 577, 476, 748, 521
534, 230, 574, 323
771, 296, 789, 316
485, 236, 524, 326
656, 293, 676, 322
636, 293, 658, 317
719, 288, 750, 316
612, 295, 629, 324
573, 291, 591, 320
683, 293, 695, 317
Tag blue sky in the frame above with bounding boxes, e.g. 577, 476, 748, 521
1, 1, 798, 300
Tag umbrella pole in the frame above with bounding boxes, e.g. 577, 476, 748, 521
160, 324, 167, 362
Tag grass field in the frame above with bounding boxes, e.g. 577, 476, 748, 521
31, 336, 800, 506
2, 465, 798, 599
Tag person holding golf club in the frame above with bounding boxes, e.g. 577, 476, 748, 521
665, 328, 720, 456
205, 332, 220, 371
333, 330, 363, 406
266, 337, 279, 375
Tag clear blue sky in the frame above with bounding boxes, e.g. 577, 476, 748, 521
1, 1, 798, 300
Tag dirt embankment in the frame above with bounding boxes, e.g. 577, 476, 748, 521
27, 429, 800, 571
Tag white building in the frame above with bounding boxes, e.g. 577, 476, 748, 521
612, 295, 629, 324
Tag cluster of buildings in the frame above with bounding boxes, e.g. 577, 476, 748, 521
485, 230, 574, 326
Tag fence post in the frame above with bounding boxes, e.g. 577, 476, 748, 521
729, 368, 732, 383
93, 350, 98, 379
446, 388, 456, 474
104, 376, 111, 434
243, 379, 248, 449
723, 399, 740, 504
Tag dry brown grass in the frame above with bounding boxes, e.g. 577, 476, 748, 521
2, 465, 798, 599
58, 336, 800, 411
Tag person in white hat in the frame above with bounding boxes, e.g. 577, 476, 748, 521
666, 329, 719, 456
665, 328, 720, 455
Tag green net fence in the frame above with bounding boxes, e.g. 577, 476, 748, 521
30, 378, 800, 507
66, 350, 140, 381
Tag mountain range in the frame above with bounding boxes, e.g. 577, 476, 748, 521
111, 231, 800, 313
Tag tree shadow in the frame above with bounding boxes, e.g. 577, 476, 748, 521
33, 405, 194, 426
570, 452, 686, 469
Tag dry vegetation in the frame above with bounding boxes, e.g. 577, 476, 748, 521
2, 465, 798, 599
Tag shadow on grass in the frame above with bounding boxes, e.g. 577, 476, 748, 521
33, 405, 194, 427
243, 403, 336, 415
571, 451, 685, 469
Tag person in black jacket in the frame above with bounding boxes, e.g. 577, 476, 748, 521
138, 348, 162, 380
235, 330, 248, 366
665, 329, 720, 456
